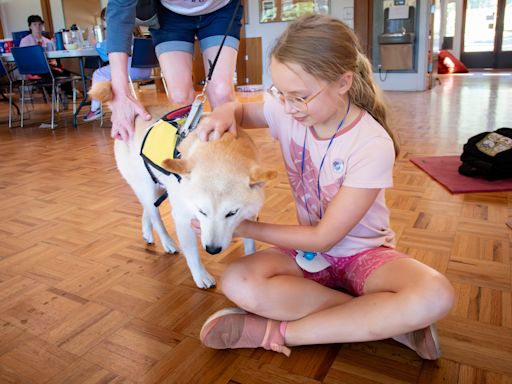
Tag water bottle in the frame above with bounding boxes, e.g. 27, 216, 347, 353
70, 24, 84, 48
93, 25, 104, 43
55, 31, 65, 50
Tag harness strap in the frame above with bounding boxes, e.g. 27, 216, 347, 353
143, 159, 176, 207
153, 191, 168, 207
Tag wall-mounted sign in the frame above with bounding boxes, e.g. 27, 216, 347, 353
259, 0, 330, 23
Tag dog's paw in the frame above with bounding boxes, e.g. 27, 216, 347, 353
161, 237, 178, 253
143, 232, 155, 244
193, 270, 216, 289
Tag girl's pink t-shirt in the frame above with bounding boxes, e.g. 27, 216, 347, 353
263, 94, 396, 257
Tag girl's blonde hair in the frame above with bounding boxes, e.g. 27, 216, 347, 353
270, 14, 399, 155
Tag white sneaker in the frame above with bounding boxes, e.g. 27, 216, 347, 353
83, 109, 103, 122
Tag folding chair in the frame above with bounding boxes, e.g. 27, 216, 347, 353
129, 37, 168, 98
10, 45, 78, 129
11, 30, 30, 47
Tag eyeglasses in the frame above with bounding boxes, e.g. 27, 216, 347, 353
267, 84, 328, 113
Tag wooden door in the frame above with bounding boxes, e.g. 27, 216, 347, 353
354, 0, 373, 58
461, 0, 512, 68
236, 37, 262, 85
40, 0, 55, 36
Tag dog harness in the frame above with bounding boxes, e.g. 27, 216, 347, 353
140, 97, 205, 207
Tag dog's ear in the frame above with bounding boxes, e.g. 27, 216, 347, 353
249, 166, 277, 188
161, 158, 191, 177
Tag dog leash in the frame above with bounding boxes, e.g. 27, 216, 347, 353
178, 0, 242, 138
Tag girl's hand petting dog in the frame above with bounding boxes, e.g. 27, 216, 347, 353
191, 218, 250, 239
191, 219, 201, 235
197, 102, 239, 141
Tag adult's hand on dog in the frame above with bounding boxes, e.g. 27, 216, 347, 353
110, 93, 152, 141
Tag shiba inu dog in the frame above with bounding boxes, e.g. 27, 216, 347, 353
89, 82, 276, 289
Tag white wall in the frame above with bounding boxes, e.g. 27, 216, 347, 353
0, 0, 42, 37
244, 0, 355, 86
245, 0, 462, 91
50, 0, 65, 31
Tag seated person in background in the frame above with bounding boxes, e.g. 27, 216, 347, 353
20, 15, 53, 49
83, 7, 152, 122
20, 14, 73, 98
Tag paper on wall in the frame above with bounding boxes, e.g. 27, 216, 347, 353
389, 5, 409, 19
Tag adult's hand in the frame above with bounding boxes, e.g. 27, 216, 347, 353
108, 52, 152, 141
110, 90, 151, 141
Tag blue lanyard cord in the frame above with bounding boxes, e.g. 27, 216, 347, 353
300, 98, 351, 222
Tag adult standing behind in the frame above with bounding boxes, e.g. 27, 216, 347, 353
106, 0, 243, 141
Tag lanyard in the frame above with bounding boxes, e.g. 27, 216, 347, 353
300, 98, 351, 224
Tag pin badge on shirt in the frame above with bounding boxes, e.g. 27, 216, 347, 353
332, 159, 344, 173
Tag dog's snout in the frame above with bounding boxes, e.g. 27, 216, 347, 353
205, 245, 222, 255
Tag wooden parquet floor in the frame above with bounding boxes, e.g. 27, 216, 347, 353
0, 74, 511, 383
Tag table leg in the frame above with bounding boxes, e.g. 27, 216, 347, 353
73, 56, 90, 127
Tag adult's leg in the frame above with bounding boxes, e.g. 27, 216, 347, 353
158, 51, 196, 106
201, 45, 237, 109
221, 251, 454, 346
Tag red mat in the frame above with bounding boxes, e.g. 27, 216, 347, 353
410, 156, 512, 194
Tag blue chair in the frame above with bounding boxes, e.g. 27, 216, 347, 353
12, 31, 30, 47
10, 45, 78, 129
129, 37, 168, 97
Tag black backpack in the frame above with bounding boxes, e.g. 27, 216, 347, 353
459, 127, 512, 180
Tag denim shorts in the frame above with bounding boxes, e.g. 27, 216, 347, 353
150, 0, 243, 57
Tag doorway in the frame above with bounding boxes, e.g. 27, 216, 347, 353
461, 0, 512, 68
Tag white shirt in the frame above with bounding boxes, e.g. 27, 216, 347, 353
160, 0, 230, 16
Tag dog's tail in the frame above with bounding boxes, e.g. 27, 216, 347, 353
88, 81, 113, 103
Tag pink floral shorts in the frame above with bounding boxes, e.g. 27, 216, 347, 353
276, 246, 408, 296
